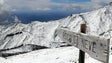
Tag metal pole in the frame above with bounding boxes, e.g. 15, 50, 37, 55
79, 24, 86, 63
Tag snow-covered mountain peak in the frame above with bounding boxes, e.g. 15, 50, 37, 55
1, 5, 112, 63
0, 5, 112, 50
59, 5, 112, 36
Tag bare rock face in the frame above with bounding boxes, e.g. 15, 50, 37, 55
0, 44, 48, 57
109, 2, 112, 6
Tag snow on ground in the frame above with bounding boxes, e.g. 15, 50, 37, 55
0, 46, 102, 63
0, 5, 112, 50
0, 2, 112, 63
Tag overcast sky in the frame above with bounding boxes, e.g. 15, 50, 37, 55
3, 0, 112, 12
0, 0, 112, 24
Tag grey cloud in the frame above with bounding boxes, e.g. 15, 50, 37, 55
4, 0, 112, 13
0, 0, 10, 25
4, 0, 112, 12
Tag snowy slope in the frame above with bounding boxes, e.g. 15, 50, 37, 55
1, 5, 112, 49
58, 5, 112, 36
0, 4, 112, 63
0, 21, 60, 49
0, 47, 102, 63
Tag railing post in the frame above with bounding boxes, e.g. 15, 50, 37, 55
79, 24, 86, 63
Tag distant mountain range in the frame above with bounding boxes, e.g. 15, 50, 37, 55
1, 4, 112, 50
0, 4, 112, 63
8, 10, 87, 24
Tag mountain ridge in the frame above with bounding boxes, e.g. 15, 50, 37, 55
0, 5, 112, 50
